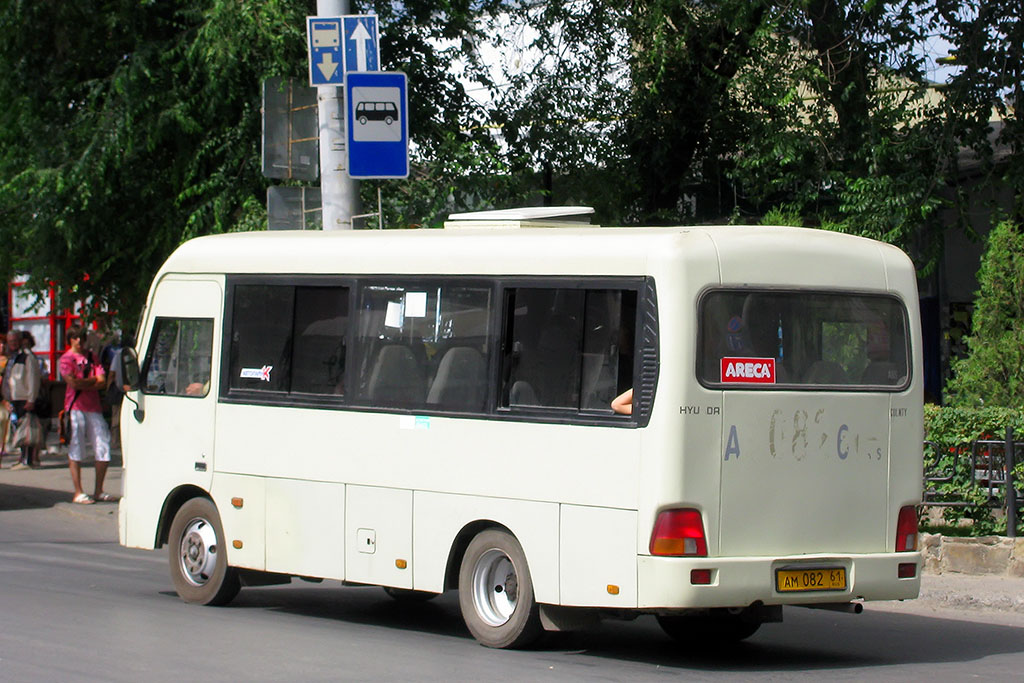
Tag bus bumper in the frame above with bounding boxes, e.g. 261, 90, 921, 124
636, 552, 922, 609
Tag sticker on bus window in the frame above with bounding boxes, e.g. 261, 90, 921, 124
240, 365, 274, 382
721, 357, 776, 384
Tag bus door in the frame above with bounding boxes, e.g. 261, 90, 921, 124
129, 278, 221, 508
703, 290, 909, 558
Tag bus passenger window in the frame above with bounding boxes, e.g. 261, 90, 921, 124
141, 318, 214, 397
502, 288, 637, 413
228, 285, 293, 393
291, 286, 349, 395
354, 283, 492, 411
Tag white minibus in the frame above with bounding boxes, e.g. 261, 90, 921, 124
118, 208, 923, 648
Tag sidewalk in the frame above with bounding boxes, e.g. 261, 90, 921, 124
0, 438, 122, 521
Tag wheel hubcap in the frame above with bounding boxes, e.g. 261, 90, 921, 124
472, 548, 518, 626
179, 517, 218, 587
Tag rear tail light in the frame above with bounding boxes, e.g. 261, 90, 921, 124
895, 505, 918, 552
898, 562, 917, 578
650, 508, 708, 556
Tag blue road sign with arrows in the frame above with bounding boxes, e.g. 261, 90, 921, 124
307, 16, 344, 86
342, 15, 379, 73
346, 72, 409, 178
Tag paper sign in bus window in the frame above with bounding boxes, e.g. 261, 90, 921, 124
384, 300, 404, 328
405, 291, 427, 318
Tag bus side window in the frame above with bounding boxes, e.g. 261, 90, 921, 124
354, 282, 492, 411
502, 287, 637, 413
228, 284, 293, 393
291, 286, 349, 395
141, 318, 214, 397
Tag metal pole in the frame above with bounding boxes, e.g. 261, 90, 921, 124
1007, 426, 1017, 538
317, 0, 360, 230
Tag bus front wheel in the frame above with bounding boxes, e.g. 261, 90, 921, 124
167, 497, 240, 606
458, 529, 542, 649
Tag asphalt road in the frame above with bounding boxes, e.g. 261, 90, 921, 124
1, 459, 1023, 681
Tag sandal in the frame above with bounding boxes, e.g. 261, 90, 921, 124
94, 492, 119, 502
72, 493, 94, 505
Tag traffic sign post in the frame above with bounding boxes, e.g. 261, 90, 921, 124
345, 72, 409, 179
342, 15, 379, 73
307, 16, 345, 86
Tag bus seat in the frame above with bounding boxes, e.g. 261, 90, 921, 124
509, 380, 539, 406
803, 360, 848, 385
426, 347, 485, 411
366, 345, 425, 404
861, 361, 901, 385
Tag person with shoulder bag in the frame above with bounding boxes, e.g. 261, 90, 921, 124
59, 325, 115, 504
3, 329, 42, 469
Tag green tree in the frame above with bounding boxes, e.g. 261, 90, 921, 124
945, 221, 1024, 407
0, 1, 307, 323
937, 0, 1024, 222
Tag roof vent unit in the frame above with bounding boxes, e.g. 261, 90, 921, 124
444, 206, 596, 229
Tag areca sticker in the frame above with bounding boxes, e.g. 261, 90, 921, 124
240, 365, 274, 382
721, 357, 776, 384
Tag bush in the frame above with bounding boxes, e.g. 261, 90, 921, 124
924, 405, 1024, 536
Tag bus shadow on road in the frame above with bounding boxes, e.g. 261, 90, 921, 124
210, 584, 471, 640
573, 607, 1024, 672
222, 584, 1024, 672
0, 483, 70, 511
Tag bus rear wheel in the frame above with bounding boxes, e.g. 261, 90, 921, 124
167, 497, 240, 606
657, 611, 762, 644
458, 529, 542, 649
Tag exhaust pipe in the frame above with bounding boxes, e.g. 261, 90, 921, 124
798, 602, 863, 614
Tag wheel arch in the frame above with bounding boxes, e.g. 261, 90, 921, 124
155, 484, 212, 549
443, 519, 512, 591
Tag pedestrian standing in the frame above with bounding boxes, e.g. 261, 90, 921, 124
3, 329, 41, 469
59, 325, 115, 504
0, 336, 9, 465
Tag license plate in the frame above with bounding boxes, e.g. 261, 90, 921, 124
775, 567, 847, 593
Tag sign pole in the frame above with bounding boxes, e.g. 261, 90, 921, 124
316, 0, 360, 230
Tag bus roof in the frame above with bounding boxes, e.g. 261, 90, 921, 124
155, 225, 912, 290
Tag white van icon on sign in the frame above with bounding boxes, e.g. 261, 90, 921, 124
351, 86, 403, 142
311, 21, 340, 47
356, 101, 398, 126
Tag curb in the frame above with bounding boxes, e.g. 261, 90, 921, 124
921, 532, 1024, 578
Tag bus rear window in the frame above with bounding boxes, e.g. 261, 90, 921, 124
699, 290, 909, 390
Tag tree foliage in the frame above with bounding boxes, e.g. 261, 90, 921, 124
0, 1, 1020, 330
945, 221, 1024, 407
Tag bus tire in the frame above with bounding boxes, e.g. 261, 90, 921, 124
458, 529, 542, 649
656, 611, 761, 644
168, 497, 240, 606
383, 586, 438, 602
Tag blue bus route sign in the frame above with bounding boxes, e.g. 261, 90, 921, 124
346, 72, 409, 179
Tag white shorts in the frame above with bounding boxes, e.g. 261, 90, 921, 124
68, 411, 111, 463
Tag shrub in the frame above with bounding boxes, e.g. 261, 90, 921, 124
924, 405, 1024, 536
945, 220, 1024, 408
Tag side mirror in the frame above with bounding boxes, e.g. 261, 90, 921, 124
121, 347, 141, 392
119, 347, 145, 422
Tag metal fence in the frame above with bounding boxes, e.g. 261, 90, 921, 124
923, 427, 1021, 538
